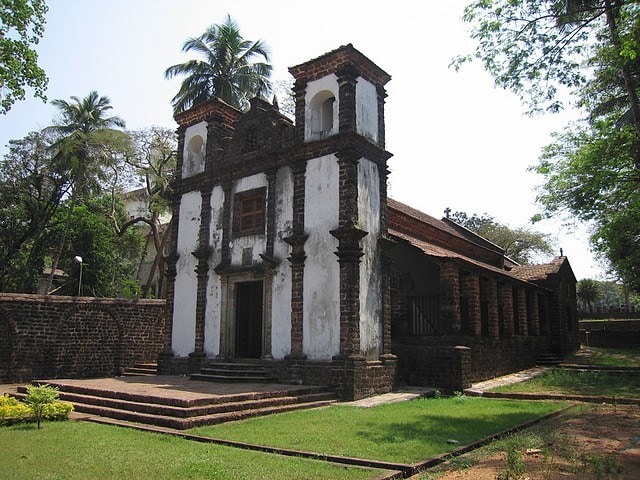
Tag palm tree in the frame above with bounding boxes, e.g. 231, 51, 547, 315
577, 278, 600, 313
45, 91, 131, 292
48, 91, 129, 199
164, 15, 272, 114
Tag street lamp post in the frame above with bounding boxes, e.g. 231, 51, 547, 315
73, 255, 83, 296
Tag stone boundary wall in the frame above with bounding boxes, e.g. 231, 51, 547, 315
0, 293, 166, 383
579, 319, 640, 349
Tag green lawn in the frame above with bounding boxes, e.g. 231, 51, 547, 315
491, 368, 640, 398
1, 421, 376, 480
190, 396, 568, 464
565, 346, 640, 367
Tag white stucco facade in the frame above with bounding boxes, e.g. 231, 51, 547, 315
356, 77, 379, 143
358, 158, 382, 358
172, 191, 202, 356
203, 185, 225, 356
271, 167, 294, 359
303, 155, 340, 360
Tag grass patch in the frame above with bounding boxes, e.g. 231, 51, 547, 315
492, 368, 640, 398
191, 396, 568, 464
1, 421, 375, 480
565, 346, 640, 367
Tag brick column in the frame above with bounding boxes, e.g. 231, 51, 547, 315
529, 291, 540, 335
376, 84, 387, 149
440, 262, 461, 334
461, 272, 481, 336
190, 189, 212, 370
498, 282, 515, 337
380, 237, 395, 356
218, 180, 232, 270
332, 150, 367, 358
331, 222, 367, 358
284, 160, 308, 359
517, 287, 528, 335
486, 277, 499, 339
293, 79, 307, 142
337, 64, 358, 133
265, 169, 277, 259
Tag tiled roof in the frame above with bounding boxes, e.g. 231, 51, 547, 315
389, 228, 534, 285
511, 257, 567, 281
387, 198, 468, 240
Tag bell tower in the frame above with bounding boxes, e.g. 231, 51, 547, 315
288, 45, 394, 370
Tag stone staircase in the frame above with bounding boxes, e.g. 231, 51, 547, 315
11, 381, 337, 430
536, 352, 564, 366
190, 362, 277, 383
122, 363, 158, 377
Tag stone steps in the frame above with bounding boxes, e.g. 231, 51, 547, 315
122, 363, 158, 376
190, 363, 277, 383
12, 382, 336, 430
536, 353, 564, 366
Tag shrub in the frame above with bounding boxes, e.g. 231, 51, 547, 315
42, 400, 74, 421
1, 390, 74, 427
0, 394, 32, 424
25, 384, 61, 429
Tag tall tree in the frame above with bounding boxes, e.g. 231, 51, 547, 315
164, 15, 272, 114
45, 91, 131, 291
457, 0, 640, 290
451, 211, 555, 264
0, 130, 70, 291
110, 127, 176, 297
0, 0, 48, 114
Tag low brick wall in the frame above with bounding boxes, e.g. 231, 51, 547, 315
0, 293, 166, 383
393, 335, 550, 392
159, 355, 397, 401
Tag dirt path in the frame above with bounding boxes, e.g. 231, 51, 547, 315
421, 404, 640, 479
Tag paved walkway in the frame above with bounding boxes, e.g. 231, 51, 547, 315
465, 366, 550, 395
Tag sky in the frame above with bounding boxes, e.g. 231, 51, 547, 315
0, 0, 608, 280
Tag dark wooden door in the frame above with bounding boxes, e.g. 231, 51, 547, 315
235, 281, 263, 358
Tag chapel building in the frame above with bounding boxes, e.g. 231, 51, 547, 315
159, 45, 579, 400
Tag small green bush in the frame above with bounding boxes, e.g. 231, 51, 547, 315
0, 394, 32, 423
0, 388, 73, 427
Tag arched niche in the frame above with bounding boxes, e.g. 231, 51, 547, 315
183, 134, 205, 178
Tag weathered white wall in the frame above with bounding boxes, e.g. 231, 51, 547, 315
304, 74, 338, 142
358, 159, 382, 359
271, 166, 294, 359
356, 77, 379, 143
182, 122, 207, 178
230, 174, 268, 266
303, 156, 340, 360
172, 191, 202, 356
204, 185, 225, 356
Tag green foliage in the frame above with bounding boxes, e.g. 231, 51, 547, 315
165, 15, 272, 113
497, 448, 526, 480
451, 211, 555, 264
0, 0, 49, 114
457, 0, 640, 291
49, 195, 145, 297
0, 394, 32, 422
0, 130, 70, 292
577, 278, 600, 312
24, 384, 59, 428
